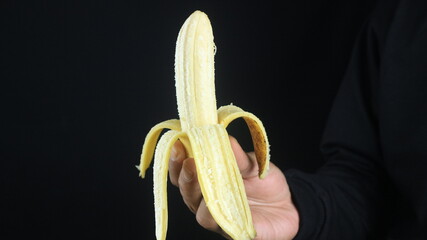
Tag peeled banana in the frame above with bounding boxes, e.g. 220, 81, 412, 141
138, 10, 270, 240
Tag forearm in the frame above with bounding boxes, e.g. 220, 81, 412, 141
285, 163, 387, 240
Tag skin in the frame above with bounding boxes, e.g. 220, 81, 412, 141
169, 136, 300, 240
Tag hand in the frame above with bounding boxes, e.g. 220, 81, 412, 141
169, 136, 299, 240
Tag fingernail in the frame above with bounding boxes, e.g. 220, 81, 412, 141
170, 146, 178, 161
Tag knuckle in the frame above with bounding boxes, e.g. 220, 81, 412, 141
178, 172, 189, 187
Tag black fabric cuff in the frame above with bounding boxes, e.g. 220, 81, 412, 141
285, 169, 326, 240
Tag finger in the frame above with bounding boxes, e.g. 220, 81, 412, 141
196, 200, 232, 239
169, 140, 186, 186
178, 158, 202, 214
229, 136, 259, 179
196, 199, 220, 232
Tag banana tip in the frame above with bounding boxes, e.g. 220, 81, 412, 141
135, 165, 146, 178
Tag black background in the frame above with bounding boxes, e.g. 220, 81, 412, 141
1, 0, 377, 239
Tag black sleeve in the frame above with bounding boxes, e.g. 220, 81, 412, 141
285, 18, 387, 240
284, 0, 408, 239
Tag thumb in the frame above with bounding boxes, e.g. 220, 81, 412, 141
229, 136, 259, 179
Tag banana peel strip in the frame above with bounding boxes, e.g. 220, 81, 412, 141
218, 105, 270, 179
138, 119, 181, 178
188, 124, 256, 240
153, 130, 186, 240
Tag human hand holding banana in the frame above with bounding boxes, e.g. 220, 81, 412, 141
169, 137, 299, 240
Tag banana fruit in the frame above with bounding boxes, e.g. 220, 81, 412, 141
137, 10, 270, 240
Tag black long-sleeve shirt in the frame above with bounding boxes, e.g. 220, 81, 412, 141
285, 0, 427, 239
